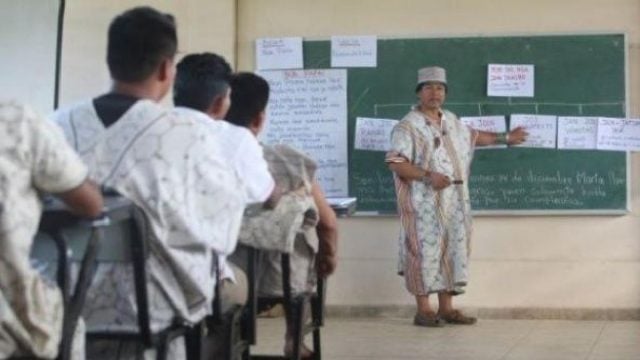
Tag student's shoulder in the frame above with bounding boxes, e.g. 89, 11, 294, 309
1, 101, 68, 149
0, 101, 33, 137
169, 106, 207, 123
50, 99, 94, 123
264, 143, 315, 164
223, 121, 255, 140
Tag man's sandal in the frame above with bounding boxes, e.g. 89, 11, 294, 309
413, 312, 444, 327
438, 310, 477, 325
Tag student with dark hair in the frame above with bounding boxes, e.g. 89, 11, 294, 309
174, 53, 279, 209
172, 55, 280, 339
173, 52, 232, 115
52, 7, 245, 359
53, 6, 177, 153
227, 72, 339, 359
0, 101, 103, 359
224, 72, 270, 129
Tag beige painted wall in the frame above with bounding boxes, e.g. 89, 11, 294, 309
59, 0, 236, 106
237, 0, 640, 310
54, 0, 640, 312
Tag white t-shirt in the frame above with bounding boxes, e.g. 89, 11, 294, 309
174, 107, 275, 205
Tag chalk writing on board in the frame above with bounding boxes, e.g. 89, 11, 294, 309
353, 167, 626, 211
352, 171, 397, 206
597, 117, 640, 151
487, 64, 535, 97
469, 169, 625, 209
557, 116, 598, 150
510, 114, 557, 148
331, 35, 377, 67
256, 37, 303, 70
260, 69, 348, 196
354, 117, 398, 151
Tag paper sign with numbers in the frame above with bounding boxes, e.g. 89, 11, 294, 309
460, 115, 507, 149
510, 114, 557, 148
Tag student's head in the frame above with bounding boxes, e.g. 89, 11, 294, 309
173, 53, 233, 119
107, 7, 177, 99
225, 72, 270, 135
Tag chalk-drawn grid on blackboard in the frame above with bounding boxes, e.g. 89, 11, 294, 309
373, 101, 626, 118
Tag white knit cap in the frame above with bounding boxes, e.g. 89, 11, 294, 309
417, 66, 447, 85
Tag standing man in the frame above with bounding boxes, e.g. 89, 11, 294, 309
386, 66, 527, 327
53, 7, 246, 358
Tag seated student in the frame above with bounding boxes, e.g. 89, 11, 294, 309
52, 7, 245, 359
173, 52, 280, 210
0, 101, 103, 359
226, 72, 338, 358
172, 52, 280, 313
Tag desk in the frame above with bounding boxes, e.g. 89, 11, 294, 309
327, 197, 357, 217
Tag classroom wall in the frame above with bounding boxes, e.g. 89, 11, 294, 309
59, 0, 236, 106
0, 0, 59, 114
237, 0, 640, 314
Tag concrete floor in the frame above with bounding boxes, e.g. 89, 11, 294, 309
250, 317, 640, 360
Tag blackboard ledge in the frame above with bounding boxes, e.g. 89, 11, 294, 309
349, 209, 630, 217
471, 209, 629, 216
351, 211, 398, 217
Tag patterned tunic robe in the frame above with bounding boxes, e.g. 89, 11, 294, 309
386, 108, 477, 296
0, 102, 88, 358
56, 100, 245, 359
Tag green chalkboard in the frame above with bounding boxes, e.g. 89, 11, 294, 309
303, 34, 627, 213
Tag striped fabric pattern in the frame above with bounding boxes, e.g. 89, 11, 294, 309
386, 108, 476, 296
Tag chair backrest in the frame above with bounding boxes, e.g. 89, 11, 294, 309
32, 196, 158, 346
31, 198, 114, 360
87, 199, 158, 346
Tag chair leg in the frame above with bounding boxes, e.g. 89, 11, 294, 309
287, 297, 306, 360
310, 290, 323, 359
185, 324, 202, 360
156, 340, 169, 360
225, 315, 234, 360
312, 327, 321, 360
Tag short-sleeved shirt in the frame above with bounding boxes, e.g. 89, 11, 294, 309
174, 107, 275, 205
0, 101, 88, 358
